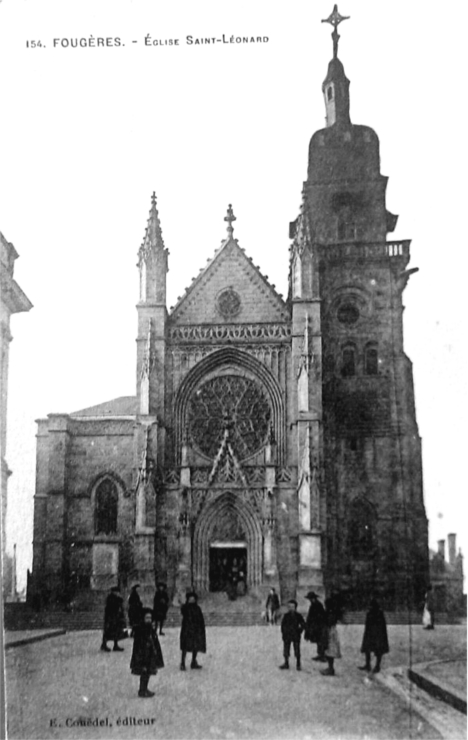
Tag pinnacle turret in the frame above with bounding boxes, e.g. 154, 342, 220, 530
138, 192, 166, 266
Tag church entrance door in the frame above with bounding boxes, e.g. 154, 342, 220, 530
209, 542, 247, 593
193, 492, 263, 593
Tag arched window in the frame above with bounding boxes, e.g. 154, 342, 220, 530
348, 499, 376, 559
327, 85, 334, 101
341, 345, 356, 377
95, 478, 118, 535
365, 343, 378, 375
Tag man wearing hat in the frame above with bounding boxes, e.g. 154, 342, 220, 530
279, 599, 306, 671
304, 591, 327, 662
130, 608, 164, 697
179, 592, 206, 671
153, 582, 170, 636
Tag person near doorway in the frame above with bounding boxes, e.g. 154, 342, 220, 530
153, 582, 170, 636
265, 587, 280, 625
128, 583, 143, 636
279, 599, 305, 670
358, 598, 389, 674
130, 608, 164, 698
180, 592, 206, 671
304, 591, 327, 661
100, 586, 127, 652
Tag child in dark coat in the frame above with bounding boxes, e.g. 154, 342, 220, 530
130, 609, 164, 697
279, 599, 306, 671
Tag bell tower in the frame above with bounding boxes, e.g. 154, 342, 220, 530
293, 6, 428, 607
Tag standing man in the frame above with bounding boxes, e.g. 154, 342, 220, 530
304, 591, 327, 661
128, 583, 143, 636
180, 592, 206, 671
101, 586, 127, 652
279, 599, 306, 671
358, 598, 389, 674
153, 582, 170, 636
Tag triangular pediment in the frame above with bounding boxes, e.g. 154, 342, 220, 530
170, 238, 289, 324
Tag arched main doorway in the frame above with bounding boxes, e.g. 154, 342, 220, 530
192, 492, 263, 593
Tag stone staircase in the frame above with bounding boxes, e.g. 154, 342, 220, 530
4, 599, 463, 632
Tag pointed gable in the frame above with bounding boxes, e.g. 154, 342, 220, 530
170, 236, 289, 325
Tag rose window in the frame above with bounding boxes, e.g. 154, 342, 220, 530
187, 375, 271, 460
217, 289, 241, 318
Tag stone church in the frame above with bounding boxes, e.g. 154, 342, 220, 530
30, 9, 429, 610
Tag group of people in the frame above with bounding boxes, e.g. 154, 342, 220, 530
100, 584, 206, 698
101, 582, 390, 697
270, 589, 389, 676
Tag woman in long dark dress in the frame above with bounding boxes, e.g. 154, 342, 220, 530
130, 609, 164, 697
101, 586, 127, 652
358, 598, 389, 673
180, 592, 206, 670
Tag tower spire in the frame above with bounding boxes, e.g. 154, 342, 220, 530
321, 4, 350, 59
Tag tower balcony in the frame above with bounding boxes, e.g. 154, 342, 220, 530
318, 240, 410, 266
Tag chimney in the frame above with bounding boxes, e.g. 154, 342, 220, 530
437, 540, 445, 560
448, 533, 456, 565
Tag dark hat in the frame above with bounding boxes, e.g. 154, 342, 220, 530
186, 591, 198, 601
306, 591, 318, 600
287, 599, 298, 607
131, 583, 140, 589
157, 582, 167, 588
111, 586, 121, 592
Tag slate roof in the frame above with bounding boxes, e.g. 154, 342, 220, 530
71, 396, 137, 417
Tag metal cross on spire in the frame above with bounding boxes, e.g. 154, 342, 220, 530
224, 204, 236, 237
321, 4, 350, 59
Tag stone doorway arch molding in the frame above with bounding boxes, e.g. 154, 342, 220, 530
192, 491, 263, 593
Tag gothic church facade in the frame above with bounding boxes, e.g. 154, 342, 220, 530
30, 17, 429, 610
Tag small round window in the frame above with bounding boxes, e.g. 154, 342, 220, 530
337, 303, 360, 325
217, 288, 241, 318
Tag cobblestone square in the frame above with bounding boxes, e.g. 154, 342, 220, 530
6, 625, 466, 739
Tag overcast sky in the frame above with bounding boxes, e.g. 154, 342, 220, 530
1, 0, 467, 592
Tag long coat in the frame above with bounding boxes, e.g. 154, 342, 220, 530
180, 603, 206, 653
360, 605, 389, 656
304, 600, 327, 644
130, 624, 164, 676
128, 589, 143, 628
281, 611, 306, 642
103, 592, 126, 642
153, 589, 170, 621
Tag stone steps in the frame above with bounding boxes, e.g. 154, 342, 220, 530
4, 602, 463, 631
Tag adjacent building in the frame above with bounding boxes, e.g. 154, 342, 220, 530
1, 232, 32, 598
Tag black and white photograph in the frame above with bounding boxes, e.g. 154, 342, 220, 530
1, 1, 466, 738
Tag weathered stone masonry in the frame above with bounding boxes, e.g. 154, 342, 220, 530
30, 20, 429, 610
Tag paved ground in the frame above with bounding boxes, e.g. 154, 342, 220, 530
5, 624, 466, 740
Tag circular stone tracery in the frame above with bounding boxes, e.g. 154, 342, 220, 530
217, 289, 241, 318
187, 375, 271, 460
